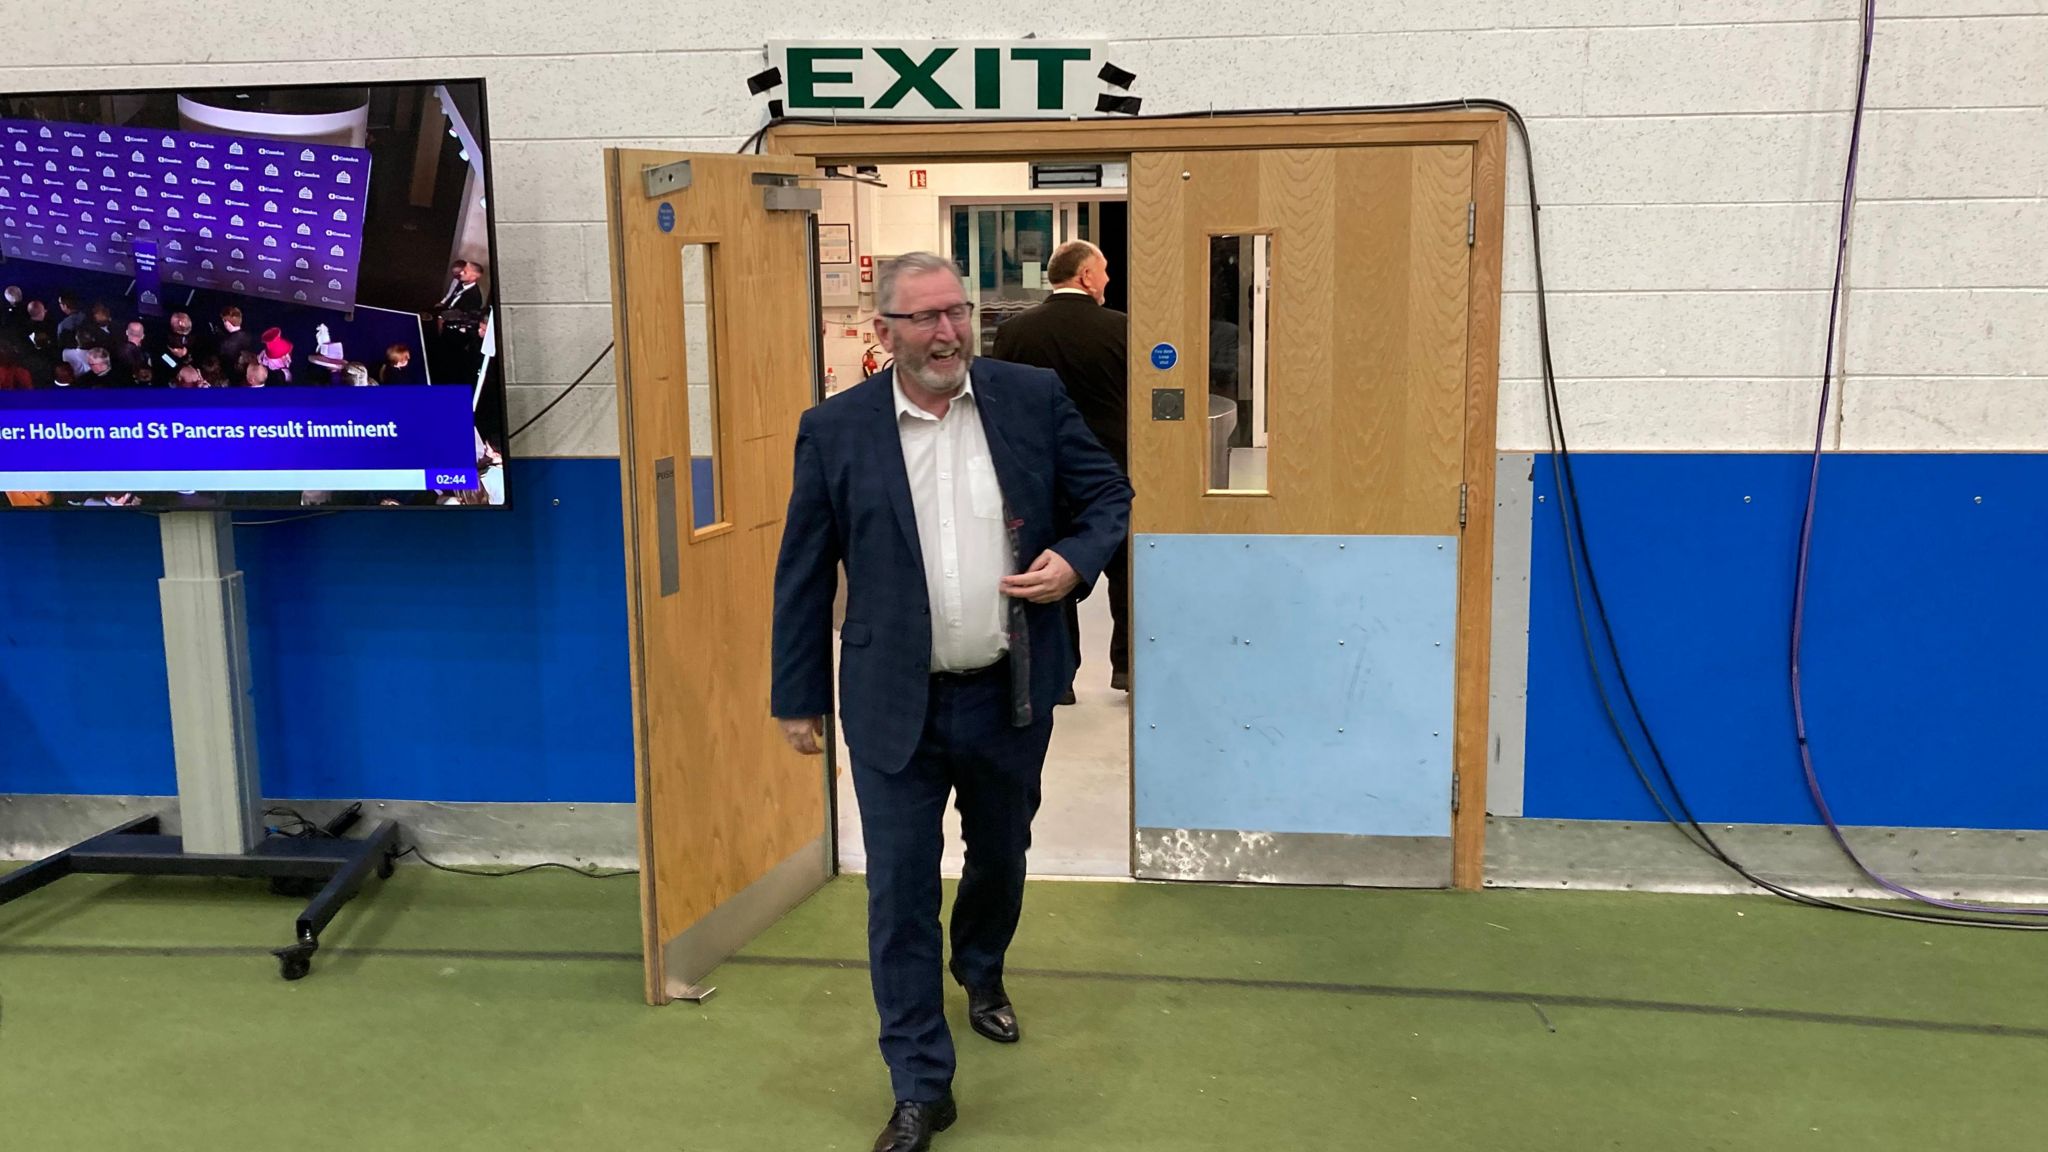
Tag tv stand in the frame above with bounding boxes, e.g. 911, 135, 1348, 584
0, 510, 398, 980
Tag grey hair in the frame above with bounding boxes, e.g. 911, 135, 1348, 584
875, 251, 961, 314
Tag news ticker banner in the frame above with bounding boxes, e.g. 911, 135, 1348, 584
0, 388, 478, 493
0, 117, 371, 315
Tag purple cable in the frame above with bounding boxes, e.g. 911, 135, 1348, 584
1792, 1, 2047, 916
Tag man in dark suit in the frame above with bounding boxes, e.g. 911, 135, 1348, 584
993, 240, 1133, 694
115, 321, 153, 380
431, 259, 487, 317
772, 252, 1132, 1152
427, 260, 489, 391
214, 306, 254, 373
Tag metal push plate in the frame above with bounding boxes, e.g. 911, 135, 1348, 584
653, 457, 679, 597
1152, 387, 1185, 421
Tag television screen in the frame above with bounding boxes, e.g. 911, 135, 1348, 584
0, 80, 509, 509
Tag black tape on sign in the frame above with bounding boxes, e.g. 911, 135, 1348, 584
1097, 62, 1137, 90
748, 67, 783, 95
1096, 94, 1143, 115
768, 98, 785, 119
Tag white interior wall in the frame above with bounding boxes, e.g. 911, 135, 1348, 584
818, 162, 1044, 389
5, 1, 2043, 458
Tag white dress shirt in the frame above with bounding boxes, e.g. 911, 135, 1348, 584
895, 372, 1013, 672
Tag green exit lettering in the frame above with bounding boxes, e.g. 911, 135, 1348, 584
787, 46, 864, 109
785, 43, 1098, 113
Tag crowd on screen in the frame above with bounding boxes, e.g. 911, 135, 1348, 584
0, 264, 505, 508
0, 286, 425, 393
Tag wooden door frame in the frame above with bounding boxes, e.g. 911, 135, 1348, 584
768, 111, 1506, 890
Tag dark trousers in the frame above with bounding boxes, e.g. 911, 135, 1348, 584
1063, 533, 1131, 676
850, 660, 1054, 1104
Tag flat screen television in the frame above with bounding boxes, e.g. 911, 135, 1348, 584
0, 79, 510, 509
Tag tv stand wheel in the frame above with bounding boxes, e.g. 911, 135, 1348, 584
275, 942, 317, 981
376, 852, 396, 881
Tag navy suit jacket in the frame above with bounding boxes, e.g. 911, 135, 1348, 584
772, 360, 1134, 775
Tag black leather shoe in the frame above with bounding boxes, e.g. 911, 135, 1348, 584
963, 978, 1019, 1044
1110, 670, 1129, 692
1059, 688, 1077, 705
872, 1094, 957, 1152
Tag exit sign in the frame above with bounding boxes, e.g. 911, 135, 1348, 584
769, 40, 1112, 120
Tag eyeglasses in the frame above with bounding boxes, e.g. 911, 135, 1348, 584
879, 303, 974, 330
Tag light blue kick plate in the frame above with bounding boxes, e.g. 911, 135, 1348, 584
1132, 533, 1459, 839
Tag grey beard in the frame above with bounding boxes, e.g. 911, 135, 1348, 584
902, 353, 970, 396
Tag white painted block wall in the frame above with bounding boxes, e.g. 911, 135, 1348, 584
6, 1, 2043, 457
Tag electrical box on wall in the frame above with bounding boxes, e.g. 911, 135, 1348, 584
819, 266, 858, 306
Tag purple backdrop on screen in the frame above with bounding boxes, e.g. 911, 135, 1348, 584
0, 117, 371, 313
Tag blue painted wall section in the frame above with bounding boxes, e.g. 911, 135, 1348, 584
1526, 453, 2048, 830
0, 458, 635, 803
8, 452, 2045, 835
692, 456, 715, 531
1133, 533, 1458, 838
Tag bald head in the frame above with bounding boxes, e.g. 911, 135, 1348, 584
1046, 240, 1109, 303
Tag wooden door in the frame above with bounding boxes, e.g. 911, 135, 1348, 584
1127, 145, 1476, 887
604, 149, 829, 1003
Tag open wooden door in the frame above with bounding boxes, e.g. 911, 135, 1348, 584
1127, 144, 1481, 888
604, 149, 829, 1003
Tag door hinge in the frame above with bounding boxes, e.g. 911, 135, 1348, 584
1458, 483, 1469, 528
1466, 201, 1476, 247
1452, 768, 1462, 815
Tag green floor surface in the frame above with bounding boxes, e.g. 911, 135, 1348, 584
4, 869, 2046, 1151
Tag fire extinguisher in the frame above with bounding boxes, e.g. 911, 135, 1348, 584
861, 344, 881, 377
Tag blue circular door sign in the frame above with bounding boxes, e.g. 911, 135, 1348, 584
657, 202, 675, 233
1150, 342, 1178, 370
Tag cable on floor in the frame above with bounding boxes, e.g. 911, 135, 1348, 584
263, 805, 636, 879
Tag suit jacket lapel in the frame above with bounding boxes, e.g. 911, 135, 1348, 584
867, 371, 925, 572
972, 368, 1028, 536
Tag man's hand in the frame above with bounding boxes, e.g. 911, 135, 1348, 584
778, 716, 825, 756
1001, 549, 1079, 604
